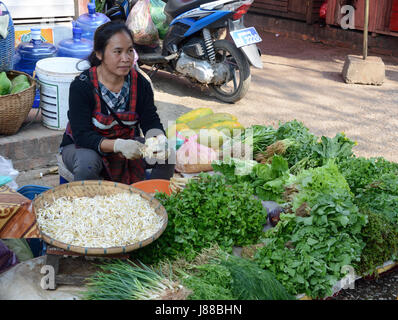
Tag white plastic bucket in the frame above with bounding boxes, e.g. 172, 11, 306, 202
35, 57, 89, 130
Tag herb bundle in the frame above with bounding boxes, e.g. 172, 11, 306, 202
131, 174, 267, 264
240, 124, 277, 156
169, 246, 294, 300
82, 260, 189, 300
273, 120, 318, 168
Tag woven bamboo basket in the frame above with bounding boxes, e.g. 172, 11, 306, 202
0, 70, 36, 135
32, 180, 168, 256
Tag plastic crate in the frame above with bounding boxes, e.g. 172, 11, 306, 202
17, 184, 51, 200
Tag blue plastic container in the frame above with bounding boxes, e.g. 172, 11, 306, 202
17, 184, 51, 200
13, 28, 57, 108
57, 26, 93, 60
17, 184, 52, 257
75, 1, 110, 41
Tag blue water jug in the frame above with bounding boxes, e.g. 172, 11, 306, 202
75, 1, 110, 41
13, 28, 57, 108
57, 26, 93, 60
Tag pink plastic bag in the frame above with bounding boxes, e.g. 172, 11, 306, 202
176, 135, 218, 173
126, 0, 159, 45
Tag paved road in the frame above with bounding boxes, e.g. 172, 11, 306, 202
150, 30, 398, 163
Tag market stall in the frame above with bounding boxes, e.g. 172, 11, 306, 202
1, 108, 397, 300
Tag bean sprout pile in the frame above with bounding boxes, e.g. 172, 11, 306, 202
36, 193, 164, 248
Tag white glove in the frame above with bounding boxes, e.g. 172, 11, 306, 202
143, 135, 169, 160
113, 139, 144, 160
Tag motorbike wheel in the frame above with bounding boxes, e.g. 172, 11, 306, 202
209, 40, 251, 104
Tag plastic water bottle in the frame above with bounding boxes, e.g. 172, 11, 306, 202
75, 1, 110, 41
13, 28, 57, 108
57, 26, 93, 60
13, 28, 57, 75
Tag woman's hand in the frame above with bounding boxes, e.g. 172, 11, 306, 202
113, 139, 144, 160
142, 135, 169, 160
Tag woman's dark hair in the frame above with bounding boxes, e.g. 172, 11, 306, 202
88, 21, 134, 67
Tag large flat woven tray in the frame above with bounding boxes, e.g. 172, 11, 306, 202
32, 180, 168, 256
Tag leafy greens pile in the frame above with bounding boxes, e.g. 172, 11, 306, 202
338, 157, 398, 225
354, 209, 398, 276
170, 247, 295, 300
131, 174, 267, 264
215, 119, 397, 298
253, 161, 367, 298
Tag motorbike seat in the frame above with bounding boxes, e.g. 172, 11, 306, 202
164, 0, 217, 19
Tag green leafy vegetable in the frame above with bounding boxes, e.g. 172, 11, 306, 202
240, 124, 277, 156
178, 263, 235, 300
290, 132, 356, 175
355, 173, 398, 225
213, 156, 292, 203
82, 260, 187, 300
221, 254, 295, 300
354, 210, 398, 276
131, 174, 267, 264
338, 157, 398, 194
171, 246, 294, 300
273, 120, 318, 167
254, 161, 367, 299
311, 133, 355, 165
338, 157, 398, 224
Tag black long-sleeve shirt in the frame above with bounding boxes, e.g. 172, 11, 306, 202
60, 69, 165, 153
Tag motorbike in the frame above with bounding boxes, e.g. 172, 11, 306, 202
103, 0, 133, 21
105, 0, 262, 103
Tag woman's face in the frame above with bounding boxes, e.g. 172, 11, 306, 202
96, 31, 135, 77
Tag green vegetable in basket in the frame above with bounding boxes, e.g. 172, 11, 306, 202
10, 81, 30, 94
11, 74, 29, 87
0, 71, 11, 96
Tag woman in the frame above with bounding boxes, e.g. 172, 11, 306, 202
60, 21, 174, 184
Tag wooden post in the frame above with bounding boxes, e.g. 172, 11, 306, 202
74, 0, 90, 19
363, 0, 369, 60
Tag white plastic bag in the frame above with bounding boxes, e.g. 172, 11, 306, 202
0, 156, 19, 190
126, 0, 159, 45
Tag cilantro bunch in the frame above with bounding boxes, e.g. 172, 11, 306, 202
132, 174, 267, 264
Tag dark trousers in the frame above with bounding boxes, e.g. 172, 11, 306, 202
61, 143, 175, 182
